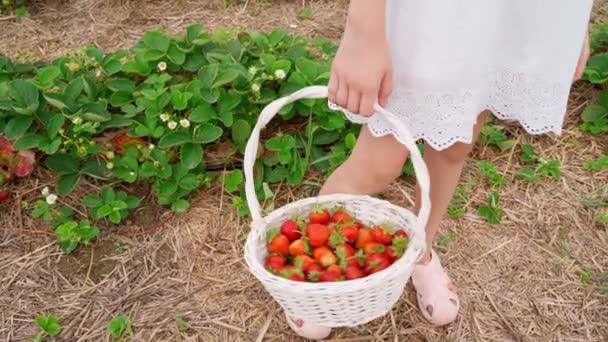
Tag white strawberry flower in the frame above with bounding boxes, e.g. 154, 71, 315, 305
46, 194, 58, 205
95, 69, 102, 77
275, 69, 286, 80
248, 66, 258, 75
251, 83, 261, 92
168, 121, 178, 130
72, 117, 83, 125
106, 162, 114, 170
41, 187, 50, 197
158, 61, 167, 72
105, 151, 115, 159
148, 144, 155, 150
179, 119, 191, 128
160, 113, 170, 122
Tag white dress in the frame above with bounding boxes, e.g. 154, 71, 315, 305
333, 0, 593, 151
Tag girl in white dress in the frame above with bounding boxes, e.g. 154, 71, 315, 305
286, 0, 593, 339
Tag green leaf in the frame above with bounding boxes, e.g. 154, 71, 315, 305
167, 44, 186, 65
175, 317, 190, 333
96, 205, 113, 218
101, 186, 115, 204
581, 105, 608, 122
42, 92, 68, 111
13, 134, 45, 150
82, 159, 112, 180
171, 90, 193, 111
158, 130, 192, 148
142, 49, 166, 61
81, 102, 111, 122
192, 123, 223, 144
9, 79, 39, 115
125, 196, 140, 209
159, 181, 178, 197
46, 154, 79, 174
110, 91, 134, 107
186, 24, 204, 43
198, 64, 219, 88
109, 211, 122, 224
64, 77, 84, 101
189, 104, 217, 123
212, 69, 240, 88
4, 115, 33, 139
218, 93, 242, 113
35, 66, 61, 89
35, 314, 62, 336
143, 31, 170, 52
222, 170, 243, 193
296, 57, 317, 81
272, 59, 292, 74
218, 110, 233, 127
107, 315, 130, 338
180, 143, 203, 170
171, 199, 190, 213
82, 194, 103, 208
179, 173, 199, 190
57, 173, 81, 195
48, 114, 65, 138
105, 78, 136, 92
231, 119, 251, 151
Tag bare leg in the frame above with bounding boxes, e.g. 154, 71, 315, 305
320, 125, 409, 196
415, 110, 489, 263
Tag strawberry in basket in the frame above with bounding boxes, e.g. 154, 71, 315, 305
264, 206, 409, 282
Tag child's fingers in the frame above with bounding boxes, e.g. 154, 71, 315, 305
336, 82, 349, 108
378, 71, 393, 107
347, 90, 361, 114
359, 93, 375, 116
328, 70, 339, 103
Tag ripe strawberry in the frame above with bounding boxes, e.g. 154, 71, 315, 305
386, 246, 398, 261
309, 205, 330, 225
319, 251, 337, 267
340, 224, 359, 244
0, 191, 9, 201
264, 255, 286, 272
354, 220, 364, 229
281, 219, 302, 242
394, 230, 408, 239
327, 223, 337, 235
295, 255, 316, 273
326, 264, 343, 276
288, 274, 305, 281
312, 246, 333, 261
363, 242, 386, 255
267, 229, 290, 256
319, 270, 340, 282
289, 239, 307, 256
280, 265, 305, 280
331, 208, 352, 224
364, 253, 392, 275
306, 223, 330, 247
306, 263, 324, 282
345, 265, 364, 280
356, 227, 373, 249
336, 243, 355, 257
372, 225, 394, 245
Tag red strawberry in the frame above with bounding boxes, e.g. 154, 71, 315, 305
345, 265, 364, 280
340, 224, 359, 244
326, 264, 343, 276
111, 134, 146, 155
264, 255, 286, 272
306, 263, 324, 282
372, 225, 394, 245
280, 265, 305, 280
295, 255, 316, 273
288, 274, 305, 281
363, 242, 386, 255
306, 223, 329, 247
394, 230, 408, 239
331, 208, 352, 224
354, 221, 364, 229
356, 227, 373, 249
11, 150, 35, 177
312, 246, 332, 261
319, 251, 337, 267
386, 246, 397, 261
0, 191, 9, 201
319, 270, 340, 282
309, 205, 330, 225
267, 229, 290, 256
364, 253, 392, 275
327, 223, 337, 235
280, 219, 302, 242
289, 239, 307, 256
336, 243, 355, 257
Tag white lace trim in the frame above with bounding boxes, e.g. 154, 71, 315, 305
329, 70, 570, 151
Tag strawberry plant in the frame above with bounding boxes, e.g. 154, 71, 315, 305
478, 191, 502, 224
0, 0, 28, 17
108, 315, 132, 340
82, 186, 140, 224
584, 155, 608, 171
479, 124, 516, 151
55, 220, 99, 254
34, 314, 61, 342
477, 161, 507, 187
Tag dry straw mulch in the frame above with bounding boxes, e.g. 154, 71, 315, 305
1, 1, 607, 341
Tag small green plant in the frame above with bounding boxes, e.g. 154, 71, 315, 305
82, 186, 140, 224
520, 144, 538, 164
517, 167, 541, 183
536, 159, 561, 180
34, 314, 61, 342
108, 315, 132, 339
175, 316, 190, 332
221, 169, 244, 193
478, 191, 502, 224
479, 125, 516, 151
0, 0, 28, 17
55, 220, 99, 253
477, 161, 507, 187
598, 212, 608, 225
299, 7, 313, 19
584, 155, 608, 171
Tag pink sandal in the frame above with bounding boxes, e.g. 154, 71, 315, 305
285, 314, 332, 340
412, 250, 460, 326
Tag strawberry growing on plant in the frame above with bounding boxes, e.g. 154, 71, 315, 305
0, 191, 9, 201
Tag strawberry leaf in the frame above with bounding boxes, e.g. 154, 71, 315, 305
328, 231, 345, 248
392, 236, 409, 258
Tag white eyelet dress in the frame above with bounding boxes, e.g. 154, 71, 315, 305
330, 0, 593, 151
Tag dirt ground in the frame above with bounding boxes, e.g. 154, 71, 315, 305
1, 1, 607, 341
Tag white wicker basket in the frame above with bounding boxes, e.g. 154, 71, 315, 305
243, 86, 431, 328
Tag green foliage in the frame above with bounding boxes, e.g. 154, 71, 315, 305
478, 191, 502, 224
582, 21, 608, 134
34, 314, 61, 342
108, 315, 131, 339
477, 161, 507, 188
82, 186, 140, 224
0, 0, 29, 17
479, 124, 516, 151
584, 155, 608, 171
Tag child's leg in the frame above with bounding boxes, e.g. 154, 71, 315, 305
415, 111, 489, 263
411, 110, 489, 326
320, 125, 409, 196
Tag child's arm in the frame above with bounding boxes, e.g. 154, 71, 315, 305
328, 0, 392, 116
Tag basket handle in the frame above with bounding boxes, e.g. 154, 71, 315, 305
243, 86, 431, 238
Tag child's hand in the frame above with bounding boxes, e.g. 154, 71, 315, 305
328, 29, 393, 116
574, 31, 590, 82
